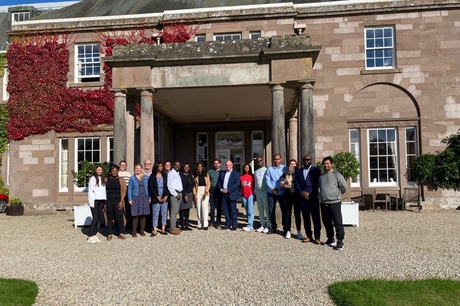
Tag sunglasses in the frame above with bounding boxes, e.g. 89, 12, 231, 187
256, 160, 263, 162
303, 158, 311, 161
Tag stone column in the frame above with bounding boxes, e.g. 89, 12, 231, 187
140, 89, 155, 162
300, 83, 315, 160
271, 84, 286, 160
113, 89, 127, 165
289, 109, 298, 162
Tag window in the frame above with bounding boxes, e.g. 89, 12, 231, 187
252, 131, 264, 160
405, 127, 417, 184
249, 31, 261, 40
368, 128, 398, 186
11, 11, 30, 24
2, 67, 8, 102
107, 137, 113, 163
214, 33, 242, 41
75, 44, 100, 83
365, 26, 395, 69
197, 133, 208, 167
349, 129, 360, 186
59, 139, 69, 191
195, 34, 206, 42
75, 137, 100, 189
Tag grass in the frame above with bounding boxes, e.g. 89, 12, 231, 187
0, 278, 38, 306
328, 278, 460, 306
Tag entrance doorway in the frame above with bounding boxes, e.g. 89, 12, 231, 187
216, 132, 244, 172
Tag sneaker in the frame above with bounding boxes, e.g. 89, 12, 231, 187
324, 238, 337, 247
285, 231, 291, 239
263, 227, 269, 234
242, 226, 252, 232
333, 240, 344, 251
296, 232, 304, 240
86, 236, 97, 244
94, 236, 101, 242
256, 227, 264, 233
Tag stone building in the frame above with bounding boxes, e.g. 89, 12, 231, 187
1, 0, 460, 213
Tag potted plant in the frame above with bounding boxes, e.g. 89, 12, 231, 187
6, 197, 24, 216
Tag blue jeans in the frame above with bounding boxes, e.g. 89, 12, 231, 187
242, 194, 254, 229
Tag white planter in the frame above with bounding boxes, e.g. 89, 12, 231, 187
74, 205, 93, 228
341, 201, 359, 227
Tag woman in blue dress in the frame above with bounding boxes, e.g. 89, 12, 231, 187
128, 163, 151, 237
148, 162, 169, 236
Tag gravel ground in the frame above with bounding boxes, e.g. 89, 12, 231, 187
0, 208, 459, 305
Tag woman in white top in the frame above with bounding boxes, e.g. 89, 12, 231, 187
87, 164, 107, 244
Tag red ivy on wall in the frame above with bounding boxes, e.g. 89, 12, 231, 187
7, 24, 197, 141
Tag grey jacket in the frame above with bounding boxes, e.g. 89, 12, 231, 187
318, 170, 347, 204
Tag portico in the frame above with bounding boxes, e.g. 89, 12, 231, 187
105, 35, 320, 171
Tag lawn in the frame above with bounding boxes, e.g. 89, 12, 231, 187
328, 278, 460, 306
0, 278, 38, 306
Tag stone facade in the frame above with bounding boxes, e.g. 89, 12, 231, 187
1, 0, 460, 211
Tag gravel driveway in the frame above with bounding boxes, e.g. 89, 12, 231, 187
0, 209, 459, 305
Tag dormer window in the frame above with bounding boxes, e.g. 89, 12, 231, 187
12, 11, 31, 24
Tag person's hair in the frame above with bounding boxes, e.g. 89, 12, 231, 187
273, 153, 281, 159
153, 162, 164, 175
119, 160, 127, 165
92, 164, 106, 186
322, 156, 334, 165
134, 163, 143, 169
213, 158, 221, 163
243, 164, 253, 175
164, 160, 171, 167
193, 162, 208, 177
289, 159, 298, 168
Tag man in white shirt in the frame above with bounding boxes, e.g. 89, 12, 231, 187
167, 160, 183, 235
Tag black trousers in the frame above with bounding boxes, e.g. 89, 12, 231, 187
89, 200, 105, 236
179, 209, 190, 229
267, 193, 285, 232
301, 197, 321, 239
209, 186, 222, 226
284, 191, 302, 232
320, 202, 344, 241
106, 198, 125, 236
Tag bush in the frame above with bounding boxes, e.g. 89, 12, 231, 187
9, 197, 22, 206
71, 161, 111, 188
0, 176, 9, 196
415, 130, 460, 191
316, 152, 360, 180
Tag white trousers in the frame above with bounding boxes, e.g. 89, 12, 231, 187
196, 186, 210, 228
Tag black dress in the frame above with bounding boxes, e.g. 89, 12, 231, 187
180, 172, 194, 210
106, 176, 125, 235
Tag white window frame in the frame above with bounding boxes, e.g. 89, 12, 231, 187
59, 138, 69, 192
75, 137, 101, 191
365, 26, 395, 69
11, 11, 30, 24
74, 43, 101, 83
107, 137, 113, 164
249, 31, 261, 40
368, 128, 398, 187
214, 33, 242, 41
2, 66, 8, 102
405, 127, 418, 186
349, 129, 361, 187
195, 34, 206, 42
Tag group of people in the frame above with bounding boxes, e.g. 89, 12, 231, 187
86, 153, 347, 251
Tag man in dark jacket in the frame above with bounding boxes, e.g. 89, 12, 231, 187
216, 160, 241, 230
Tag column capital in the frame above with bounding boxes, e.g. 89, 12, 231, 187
111, 88, 127, 96
269, 83, 284, 91
139, 88, 155, 95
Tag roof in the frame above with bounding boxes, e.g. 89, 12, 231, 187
0, 12, 8, 51
34, 0, 338, 19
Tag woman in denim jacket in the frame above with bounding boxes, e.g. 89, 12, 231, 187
128, 163, 151, 237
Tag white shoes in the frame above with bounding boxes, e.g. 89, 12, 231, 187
296, 232, 304, 240
285, 231, 291, 239
262, 227, 269, 234
255, 227, 264, 233
87, 236, 98, 244
94, 236, 101, 242
242, 226, 253, 232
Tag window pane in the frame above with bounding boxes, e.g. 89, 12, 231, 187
365, 26, 395, 69
368, 128, 398, 185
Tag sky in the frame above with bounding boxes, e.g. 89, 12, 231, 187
1, 0, 78, 5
